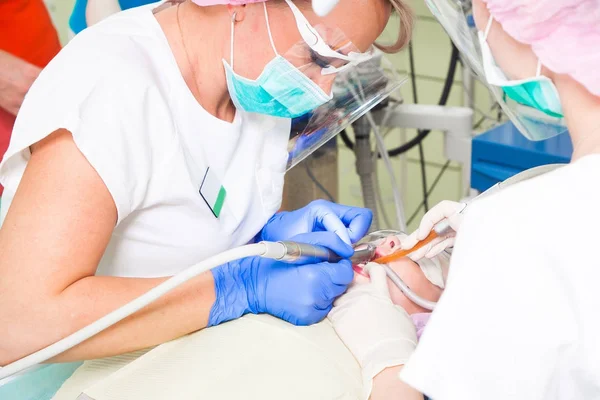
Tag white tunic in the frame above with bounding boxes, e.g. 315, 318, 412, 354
0, 5, 290, 278
402, 155, 600, 399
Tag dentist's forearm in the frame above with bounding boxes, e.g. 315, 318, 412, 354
2, 271, 215, 364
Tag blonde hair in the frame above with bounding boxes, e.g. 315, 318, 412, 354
376, 0, 414, 53
273, 0, 414, 54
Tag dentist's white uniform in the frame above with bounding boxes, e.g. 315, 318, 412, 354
0, 5, 290, 278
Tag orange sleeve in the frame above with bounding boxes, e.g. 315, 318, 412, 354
0, 0, 62, 195
0, 0, 62, 68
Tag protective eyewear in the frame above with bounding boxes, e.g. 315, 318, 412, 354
284, 0, 375, 75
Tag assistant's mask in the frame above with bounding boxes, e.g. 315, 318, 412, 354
223, 3, 332, 118
479, 16, 564, 119
422, 0, 568, 141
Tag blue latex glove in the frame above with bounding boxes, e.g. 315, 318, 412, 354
259, 199, 373, 245
209, 232, 354, 327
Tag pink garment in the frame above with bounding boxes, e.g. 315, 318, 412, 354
410, 313, 431, 340
482, 0, 600, 96
191, 0, 267, 5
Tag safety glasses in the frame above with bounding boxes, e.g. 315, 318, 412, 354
284, 0, 375, 75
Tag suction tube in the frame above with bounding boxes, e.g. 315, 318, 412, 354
381, 264, 437, 311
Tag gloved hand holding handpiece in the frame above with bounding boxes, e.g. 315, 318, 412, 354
259, 199, 374, 246
210, 200, 373, 326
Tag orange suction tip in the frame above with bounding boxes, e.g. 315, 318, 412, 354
372, 230, 439, 264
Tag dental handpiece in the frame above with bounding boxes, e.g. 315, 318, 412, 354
260, 241, 377, 265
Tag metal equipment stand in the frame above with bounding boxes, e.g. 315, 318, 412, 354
375, 104, 474, 198
350, 104, 473, 231
352, 116, 380, 231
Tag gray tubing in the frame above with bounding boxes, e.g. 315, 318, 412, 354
382, 264, 437, 311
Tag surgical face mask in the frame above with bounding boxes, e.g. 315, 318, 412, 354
223, 3, 332, 118
479, 16, 564, 119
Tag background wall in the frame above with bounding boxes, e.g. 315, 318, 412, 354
43, 0, 494, 232
44, 0, 76, 45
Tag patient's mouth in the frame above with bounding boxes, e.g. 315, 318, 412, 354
352, 265, 368, 277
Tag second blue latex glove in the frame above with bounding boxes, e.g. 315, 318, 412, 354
209, 232, 354, 327
259, 199, 373, 245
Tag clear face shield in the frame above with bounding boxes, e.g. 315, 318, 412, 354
266, 0, 406, 167
425, 0, 568, 141
224, 0, 380, 119
287, 52, 407, 170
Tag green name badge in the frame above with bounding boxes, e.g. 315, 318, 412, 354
199, 167, 227, 218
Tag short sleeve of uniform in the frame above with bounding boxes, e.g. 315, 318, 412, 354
0, 36, 176, 224
400, 196, 578, 400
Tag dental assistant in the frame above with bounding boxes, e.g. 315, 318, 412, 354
0, 0, 412, 365
329, 0, 600, 398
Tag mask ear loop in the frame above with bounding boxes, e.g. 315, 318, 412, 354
483, 15, 494, 41
230, 11, 237, 69
484, 14, 543, 78
262, 2, 279, 57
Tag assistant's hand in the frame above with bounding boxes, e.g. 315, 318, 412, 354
209, 232, 354, 327
328, 263, 417, 397
0, 50, 41, 115
401, 200, 466, 261
259, 199, 373, 245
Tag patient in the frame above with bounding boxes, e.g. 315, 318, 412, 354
354, 234, 448, 336
52, 233, 448, 400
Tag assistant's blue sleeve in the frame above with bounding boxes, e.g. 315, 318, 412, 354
69, 0, 159, 35
120, 0, 160, 10
69, 0, 88, 35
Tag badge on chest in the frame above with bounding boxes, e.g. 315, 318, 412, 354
199, 167, 227, 218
